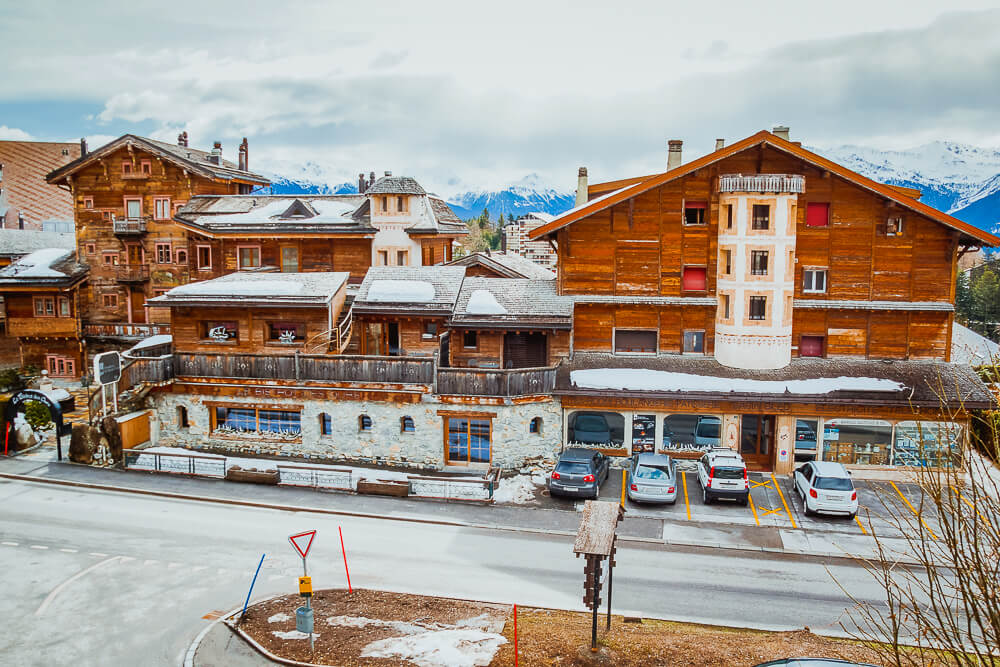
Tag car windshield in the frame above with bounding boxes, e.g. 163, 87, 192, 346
814, 476, 853, 491
713, 466, 743, 479
635, 464, 671, 480
697, 422, 720, 438
556, 462, 591, 475
575, 416, 607, 431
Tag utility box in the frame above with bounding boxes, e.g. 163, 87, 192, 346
296, 606, 314, 634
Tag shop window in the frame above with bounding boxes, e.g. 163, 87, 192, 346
822, 419, 891, 466
33, 296, 55, 317
463, 331, 477, 349
806, 202, 829, 227
238, 246, 261, 270
803, 269, 827, 293
58, 297, 71, 317
631, 414, 656, 453
177, 406, 189, 428
214, 406, 301, 436
663, 414, 722, 453
202, 321, 238, 342
683, 201, 706, 226
175, 248, 188, 264
752, 204, 770, 230
446, 417, 491, 464
682, 330, 704, 354
268, 322, 305, 344
401, 416, 415, 433
567, 411, 625, 447
614, 329, 656, 354
893, 422, 963, 468
153, 197, 171, 220
799, 335, 824, 358
748, 296, 767, 321
529, 417, 543, 435
794, 419, 819, 461
197, 245, 212, 270
750, 250, 769, 276
682, 266, 707, 291
358, 414, 372, 432
320, 413, 332, 436
155, 243, 172, 264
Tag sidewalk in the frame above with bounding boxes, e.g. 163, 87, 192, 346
0, 445, 920, 564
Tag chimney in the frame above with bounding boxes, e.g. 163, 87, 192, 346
358, 172, 367, 193
210, 141, 222, 165
178, 131, 188, 147
575, 167, 588, 208
80, 137, 88, 157
238, 138, 248, 171
369, 171, 376, 189
667, 140, 683, 170
715, 138, 725, 151
384, 170, 392, 177
772, 125, 790, 140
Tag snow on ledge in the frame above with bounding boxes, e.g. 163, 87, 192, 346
129, 334, 172, 351
570, 368, 906, 394
367, 280, 436, 303
465, 289, 507, 315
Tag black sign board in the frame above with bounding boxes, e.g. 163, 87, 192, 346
4, 389, 66, 460
94, 351, 122, 386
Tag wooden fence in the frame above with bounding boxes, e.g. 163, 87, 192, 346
174, 352, 436, 384
436, 365, 557, 397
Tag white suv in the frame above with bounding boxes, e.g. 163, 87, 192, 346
697, 448, 749, 505
793, 461, 858, 518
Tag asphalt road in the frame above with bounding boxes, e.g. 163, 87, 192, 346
0, 477, 890, 666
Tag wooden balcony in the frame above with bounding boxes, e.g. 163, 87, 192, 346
174, 352, 436, 385
115, 264, 150, 283
718, 174, 805, 194
436, 365, 558, 397
5, 317, 78, 338
113, 217, 149, 235
83, 322, 170, 340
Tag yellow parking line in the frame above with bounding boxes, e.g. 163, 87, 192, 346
950, 484, 988, 525
682, 472, 691, 521
761, 508, 784, 517
620, 469, 627, 507
747, 491, 761, 526
750, 479, 772, 489
890, 481, 938, 540
854, 515, 867, 534
772, 473, 798, 529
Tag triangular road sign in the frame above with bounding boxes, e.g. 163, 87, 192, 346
288, 530, 316, 558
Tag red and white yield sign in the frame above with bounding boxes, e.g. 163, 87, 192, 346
288, 530, 317, 559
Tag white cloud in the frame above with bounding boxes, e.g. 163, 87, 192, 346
0, 126, 34, 141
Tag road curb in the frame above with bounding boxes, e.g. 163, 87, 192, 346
0, 471, 895, 564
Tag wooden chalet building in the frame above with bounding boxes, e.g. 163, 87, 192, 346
0, 249, 88, 377
44, 132, 270, 349
526, 127, 998, 473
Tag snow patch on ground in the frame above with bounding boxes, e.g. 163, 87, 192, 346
570, 368, 905, 394
272, 630, 317, 640
268, 612, 292, 623
465, 289, 507, 315
492, 474, 539, 504
362, 629, 506, 667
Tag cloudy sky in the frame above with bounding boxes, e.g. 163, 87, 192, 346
2, 1, 999, 195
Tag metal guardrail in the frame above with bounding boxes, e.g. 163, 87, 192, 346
718, 173, 805, 194
277, 464, 353, 491
123, 449, 226, 477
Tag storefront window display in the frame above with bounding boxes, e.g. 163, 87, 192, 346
794, 419, 819, 462
822, 419, 891, 466
567, 411, 625, 447
662, 414, 723, 455
631, 414, 656, 453
892, 421, 963, 468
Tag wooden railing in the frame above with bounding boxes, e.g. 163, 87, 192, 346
334, 304, 354, 353
174, 352, 436, 385
718, 173, 805, 194
436, 365, 558, 397
115, 264, 150, 282
120, 356, 175, 388
112, 217, 149, 234
83, 323, 170, 339
5, 317, 78, 337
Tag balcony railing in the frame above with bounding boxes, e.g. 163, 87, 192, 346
113, 217, 149, 235
83, 322, 170, 339
718, 174, 805, 194
115, 264, 150, 282
5, 317, 78, 338
174, 352, 436, 385
436, 365, 558, 397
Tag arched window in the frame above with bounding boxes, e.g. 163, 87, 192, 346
177, 406, 188, 428
358, 414, 373, 432
319, 413, 332, 435
529, 417, 543, 434
401, 416, 415, 433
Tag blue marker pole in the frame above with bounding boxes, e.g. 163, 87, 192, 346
240, 553, 266, 623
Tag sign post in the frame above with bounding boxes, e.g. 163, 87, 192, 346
93, 352, 122, 419
289, 530, 317, 653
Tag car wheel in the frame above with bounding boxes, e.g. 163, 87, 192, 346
702, 486, 711, 504
847, 512, 857, 521
804, 503, 814, 517
593, 483, 600, 500
740, 495, 749, 507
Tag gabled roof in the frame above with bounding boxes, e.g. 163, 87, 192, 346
0, 229, 75, 259
0, 248, 88, 288
353, 266, 467, 315
529, 130, 1000, 247
46, 134, 270, 186
173, 194, 373, 236
446, 251, 556, 280
451, 277, 573, 329
366, 175, 426, 195
147, 271, 349, 307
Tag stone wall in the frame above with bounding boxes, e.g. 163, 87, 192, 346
151, 391, 563, 471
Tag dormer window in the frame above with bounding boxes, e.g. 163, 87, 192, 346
279, 199, 314, 220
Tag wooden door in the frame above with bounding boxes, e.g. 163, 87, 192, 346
130, 289, 147, 324
740, 415, 775, 469
119, 411, 151, 449
126, 244, 143, 266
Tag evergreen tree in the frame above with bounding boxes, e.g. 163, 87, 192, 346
970, 267, 1000, 340
955, 269, 973, 324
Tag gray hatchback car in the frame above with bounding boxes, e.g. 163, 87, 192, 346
548, 447, 610, 499
626, 453, 678, 504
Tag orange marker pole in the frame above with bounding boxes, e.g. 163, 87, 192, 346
339, 526, 352, 593
513, 603, 518, 667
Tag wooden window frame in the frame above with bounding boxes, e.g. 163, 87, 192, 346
320, 413, 333, 436
266, 321, 306, 344
725, 204, 733, 230
396, 196, 405, 212
201, 320, 239, 343
196, 244, 212, 271
153, 196, 172, 221
443, 415, 493, 466
750, 250, 769, 276
720, 247, 733, 276
529, 417, 543, 435
102, 292, 119, 308
613, 328, 658, 355
279, 245, 299, 272
58, 296, 71, 317
85, 243, 96, 255
140, 160, 152, 175
155, 242, 172, 264
802, 268, 828, 294
683, 200, 707, 226
83, 197, 94, 210
751, 203, 771, 231
396, 249, 408, 266
121, 160, 133, 176
211, 406, 301, 437
33, 296, 55, 317
381, 197, 388, 212
46, 355, 76, 378
237, 245, 262, 270
123, 196, 143, 219
102, 252, 120, 266
423, 321, 438, 340
682, 329, 706, 355
377, 249, 389, 266
175, 248, 188, 264
462, 330, 478, 350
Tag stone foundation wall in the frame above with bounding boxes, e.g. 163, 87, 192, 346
151, 391, 563, 471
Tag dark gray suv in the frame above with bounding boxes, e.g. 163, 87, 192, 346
548, 447, 610, 499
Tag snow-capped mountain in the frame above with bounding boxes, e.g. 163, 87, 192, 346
255, 160, 359, 196
445, 174, 575, 220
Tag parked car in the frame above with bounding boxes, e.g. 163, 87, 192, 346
696, 448, 748, 505
570, 412, 612, 445
548, 447, 610, 499
795, 422, 817, 448
693, 416, 722, 448
754, 659, 879, 667
626, 453, 677, 504
793, 461, 858, 518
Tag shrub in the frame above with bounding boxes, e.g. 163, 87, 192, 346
23, 400, 53, 431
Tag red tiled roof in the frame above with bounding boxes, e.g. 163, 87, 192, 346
0, 141, 80, 230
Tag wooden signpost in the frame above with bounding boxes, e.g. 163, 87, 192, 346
573, 500, 624, 651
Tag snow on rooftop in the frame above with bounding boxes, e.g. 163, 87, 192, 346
1, 248, 72, 278
570, 368, 905, 394
951, 322, 999, 365
171, 278, 306, 297
465, 289, 507, 315
129, 334, 173, 351
366, 280, 436, 303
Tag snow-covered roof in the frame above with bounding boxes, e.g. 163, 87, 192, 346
148, 272, 350, 307
0, 247, 87, 287
354, 266, 466, 314
366, 175, 426, 195
175, 194, 372, 236
951, 322, 999, 366
446, 251, 556, 280
366, 280, 437, 303
0, 229, 75, 258
130, 334, 173, 351
451, 278, 573, 328
570, 368, 904, 394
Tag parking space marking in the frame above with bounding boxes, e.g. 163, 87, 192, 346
681, 472, 691, 521
747, 492, 761, 526
750, 479, 772, 490
854, 515, 867, 534
950, 484, 988, 525
890, 481, 938, 540
772, 474, 797, 529
760, 507, 784, 517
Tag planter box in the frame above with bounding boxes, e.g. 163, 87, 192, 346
226, 466, 278, 485
357, 479, 409, 497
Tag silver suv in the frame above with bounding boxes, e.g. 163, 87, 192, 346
696, 448, 749, 505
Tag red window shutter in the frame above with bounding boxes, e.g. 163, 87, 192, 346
800, 335, 824, 357
806, 203, 829, 227
686, 201, 707, 209
682, 267, 707, 291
